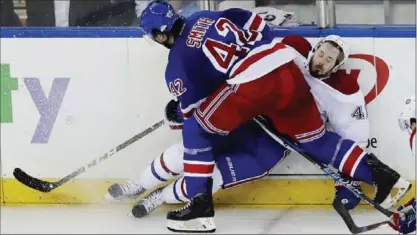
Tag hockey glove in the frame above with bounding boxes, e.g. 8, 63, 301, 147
334, 175, 362, 210
164, 99, 184, 130
389, 197, 416, 234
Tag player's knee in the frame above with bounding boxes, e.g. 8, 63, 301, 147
162, 142, 184, 174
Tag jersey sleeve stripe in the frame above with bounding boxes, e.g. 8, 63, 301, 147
295, 125, 326, 143
197, 86, 231, 117
243, 12, 266, 32
181, 98, 207, 119
295, 124, 325, 138
194, 85, 239, 135
297, 128, 326, 143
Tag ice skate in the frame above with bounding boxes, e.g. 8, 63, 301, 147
104, 180, 146, 202
131, 186, 166, 218
167, 179, 215, 233
368, 154, 412, 209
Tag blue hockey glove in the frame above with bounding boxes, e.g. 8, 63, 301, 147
389, 198, 416, 234
334, 175, 362, 210
164, 99, 184, 130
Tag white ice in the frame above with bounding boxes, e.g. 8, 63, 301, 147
1, 205, 399, 234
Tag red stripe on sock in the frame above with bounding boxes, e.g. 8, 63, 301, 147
180, 178, 188, 199
342, 146, 364, 176
160, 154, 179, 176
184, 163, 214, 174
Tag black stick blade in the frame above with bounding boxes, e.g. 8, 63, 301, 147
354, 221, 390, 234
333, 199, 389, 234
13, 168, 56, 193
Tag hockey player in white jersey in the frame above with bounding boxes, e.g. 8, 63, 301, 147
283, 35, 415, 234
388, 95, 416, 234
104, 35, 399, 214
282, 34, 369, 211
398, 95, 416, 156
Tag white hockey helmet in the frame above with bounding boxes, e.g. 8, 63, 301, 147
307, 35, 350, 75
398, 95, 416, 132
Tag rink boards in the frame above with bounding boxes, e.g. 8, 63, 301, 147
0, 26, 415, 206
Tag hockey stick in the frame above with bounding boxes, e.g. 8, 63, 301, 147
253, 117, 398, 232
333, 199, 390, 233
13, 120, 165, 193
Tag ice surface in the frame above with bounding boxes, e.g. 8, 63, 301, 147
1, 205, 398, 234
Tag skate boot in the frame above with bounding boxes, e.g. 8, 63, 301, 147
368, 153, 412, 209
131, 186, 166, 218
104, 180, 146, 202
166, 179, 215, 233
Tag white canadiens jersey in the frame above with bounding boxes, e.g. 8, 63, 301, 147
290, 49, 370, 147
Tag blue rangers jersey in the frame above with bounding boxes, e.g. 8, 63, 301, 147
164, 8, 292, 118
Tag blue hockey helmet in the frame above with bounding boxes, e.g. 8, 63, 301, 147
139, 0, 181, 41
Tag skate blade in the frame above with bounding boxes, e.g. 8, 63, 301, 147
380, 180, 412, 209
167, 217, 216, 233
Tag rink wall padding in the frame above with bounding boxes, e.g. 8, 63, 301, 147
1, 178, 4, 204
1, 178, 415, 206
0, 26, 415, 206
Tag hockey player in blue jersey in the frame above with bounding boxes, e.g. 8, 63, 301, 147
139, 1, 299, 232
139, 1, 319, 232
139, 1, 412, 233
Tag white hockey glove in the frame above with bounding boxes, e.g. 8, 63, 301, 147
164, 99, 184, 130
